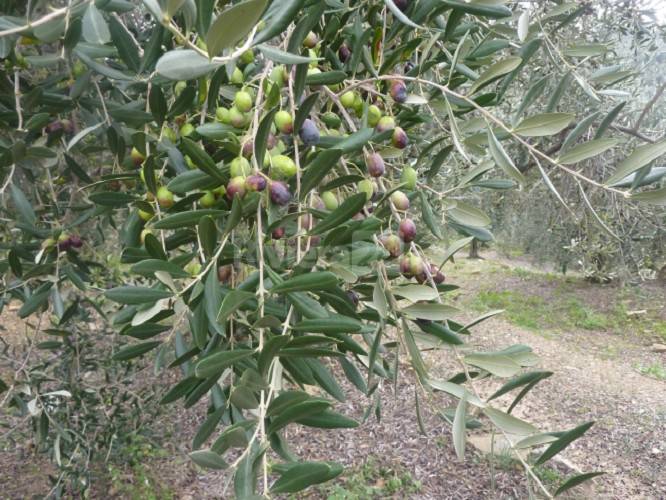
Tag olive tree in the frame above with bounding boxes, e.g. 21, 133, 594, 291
1, 0, 664, 497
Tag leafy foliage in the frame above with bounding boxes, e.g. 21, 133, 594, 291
4, 0, 663, 497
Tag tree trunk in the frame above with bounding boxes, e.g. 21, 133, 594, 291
468, 239, 482, 259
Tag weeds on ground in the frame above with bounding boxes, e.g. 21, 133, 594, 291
466, 264, 665, 339
636, 362, 666, 380
311, 457, 422, 499
106, 435, 174, 500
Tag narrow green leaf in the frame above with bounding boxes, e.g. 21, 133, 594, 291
113, 341, 161, 361
82, 4, 110, 45
554, 472, 605, 497
189, 449, 228, 470
254, 106, 279, 168
564, 43, 607, 57
400, 303, 459, 321
335, 128, 375, 153
195, 349, 255, 378
253, 0, 306, 45
558, 139, 617, 164
469, 57, 522, 95
305, 71, 346, 86
18, 290, 50, 318
198, 216, 217, 258
224, 195, 243, 234
155, 49, 222, 80
594, 101, 626, 139
292, 316, 363, 334
10, 184, 36, 225
605, 139, 666, 186
536, 421, 594, 465
151, 209, 225, 229
192, 407, 225, 449
514, 113, 574, 137
484, 407, 538, 436
464, 353, 521, 377
104, 286, 172, 305
416, 321, 464, 345
296, 409, 358, 429
205, 268, 223, 332
441, 0, 512, 18
384, 0, 424, 29
108, 15, 140, 72
487, 128, 526, 185
300, 149, 343, 199
393, 285, 440, 302
218, 290, 255, 322
180, 137, 225, 182
420, 192, 442, 238
630, 187, 666, 206
206, 0, 268, 58
311, 193, 367, 235
560, 111, 600, 152
270, 461, 343, 494
258, 44, 313, 64
271, 272, 338, 294
453, 392, 467, 460
267, 400, 331, 435
124, 323, 170, 340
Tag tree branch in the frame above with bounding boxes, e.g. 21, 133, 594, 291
633, 82, 665, 133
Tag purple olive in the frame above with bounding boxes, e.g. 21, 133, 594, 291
226, 176, 246, 199
266, 133, 277, 150
392, 127, 409, 149
272, 227, 285, 239
270, 181, 291, 206
69, 235, 83, 248
60, 119, 75, 134
338, 44, 351, 63
394, 0, 409, 11
218, 265, 233, 283
241, 141, 254, 158
347, 290, 359, 308
299, 119, 320, 147
398, 218, 417, 242
46, 121, 63, 134
301, 214, 313, 230
246, 174, 267, 192
430, 263, 446, 284
390, 80, 408, 104
404, 61, 415, 73
400, 255, 413, 277
311, 194, 325, 211
365, 152, 385, 178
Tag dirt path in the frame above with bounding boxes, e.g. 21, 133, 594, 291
437, 254, 666, 498
458, 316, 666, 497
1, 254, 665, 498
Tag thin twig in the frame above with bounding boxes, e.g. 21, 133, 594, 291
0, 1, 92, 38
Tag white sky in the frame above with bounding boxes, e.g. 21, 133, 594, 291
646, 0, 666, 24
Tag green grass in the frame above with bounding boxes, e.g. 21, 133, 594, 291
469, 274, 665, 338
472, 290, 547, 330
656, 324, 666, 342
471, 289, 619, 332
106, 435, 175, 500
636, 362, 666, 380
312, 458, 422, 500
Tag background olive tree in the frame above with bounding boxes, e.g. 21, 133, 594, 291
469, 0, 666, 280
1, 0, 665, 497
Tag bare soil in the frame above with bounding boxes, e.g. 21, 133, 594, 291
1, 253, 665, 499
